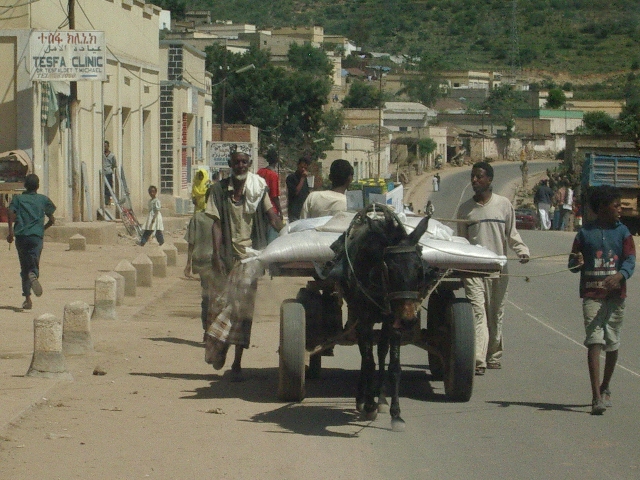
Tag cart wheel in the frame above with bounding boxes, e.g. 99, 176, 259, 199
308, 354, 322, 379
278, 300, 306, 401
443, 298, 475, 402
426, 291, 450, 381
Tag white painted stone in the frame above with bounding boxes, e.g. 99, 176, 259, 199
69, 234, 86, 251
92, 275, 117, 320
147, 247, 167, 278
173, 238, 188, 254
161, 243, 178, 267
27, 314, 72, 379
115, 259, 137, 297
106, 271, 125, 305
132, 254, 153, 287
63, 301, 93, 354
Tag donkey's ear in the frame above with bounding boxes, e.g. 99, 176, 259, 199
407, 215, 430, 245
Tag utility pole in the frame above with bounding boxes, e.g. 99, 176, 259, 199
69, 0, 81, 221
377, 69, 383, 179
220, 44, 227, 141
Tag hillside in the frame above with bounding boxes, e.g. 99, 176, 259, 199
186, 0, 640, 96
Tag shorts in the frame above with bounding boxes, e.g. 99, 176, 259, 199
583, 298, 625, 352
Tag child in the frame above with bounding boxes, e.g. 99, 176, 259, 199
568, 185, 635, 415
138, 185, 164, 246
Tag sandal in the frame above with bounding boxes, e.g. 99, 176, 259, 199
591, 398, 606, 415
600, 387, 612, 408
475, 366, 486, 376
22, 299, 32, 310
486, 362, 502, 369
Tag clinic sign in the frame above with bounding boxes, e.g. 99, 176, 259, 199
30, 31, 106, 81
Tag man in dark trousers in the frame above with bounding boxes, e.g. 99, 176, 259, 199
286, 156, 312, 222
6, 174, 56, 310
534, 178, 554, 230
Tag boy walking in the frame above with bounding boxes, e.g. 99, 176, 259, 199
568, 185, 635, 415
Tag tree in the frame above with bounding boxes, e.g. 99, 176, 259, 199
341, 80, 384, 109
482, 85, 530, 157
399, 56, 445, 107
153, 0, 186, 20
576, 111, 617, 135
546, 88, 566, 109
287, 43, 333, 77
205, 45, 338, 164
618, 72, 640, 150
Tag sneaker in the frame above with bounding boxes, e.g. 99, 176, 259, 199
600, 388, 612, 408
591, 398, 606, 415
22, 299, 32, 310
28, 272, 42, 297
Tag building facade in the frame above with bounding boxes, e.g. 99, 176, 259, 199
0, 0, 161, 220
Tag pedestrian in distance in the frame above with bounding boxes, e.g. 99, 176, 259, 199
435, 172, 441, 189
138, 185, 164, 246
534, 178, 554, 230
457, 161, 530, 376
6, 173, 56, 310
204, 151, 283, 381
286, 156, 312, 222
432, 175, 439, 192
562, 182, 574, 231
103, 140, 117, 206
191, 167, 210, 213
568, 185, 635, 415
257, 148, 282, 243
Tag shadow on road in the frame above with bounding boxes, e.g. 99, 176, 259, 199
0, 304, 25, 312
147, 336, 203, 348
487, 400, 590, 413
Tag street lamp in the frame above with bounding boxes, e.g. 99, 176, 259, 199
218, 63, 255, 141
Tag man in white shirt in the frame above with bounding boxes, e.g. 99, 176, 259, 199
457, 161, 530, 375
300, 159, 354, 219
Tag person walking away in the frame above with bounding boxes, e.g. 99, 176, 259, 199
534, 179, 554, 230
457, 162, 530, 375
562, 184, 574, 231
286, 156, 312, 222
301, 159, 353, 218
432, 175, 439, 192
191, 168, 210, 213
138, 185, 164, 246
257, 148, 282, 243
6, 174, 56, 310
552, 183, 566, 230
436, 173, 441, 189
184, 207, 215, 331
103, 141, 117, 206
204, 151, 283, 381
568, 185, 635, 415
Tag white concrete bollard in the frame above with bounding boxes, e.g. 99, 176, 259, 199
115, 259, 137, 297
92, 275, 117, 320
69, 234, 86, 251
173, 238, 188, 254
106, 271, 125, 306
63, 301, 93, 355
26, 313, 72, 379
132, 254, 153, 287
147, 247, 167, 278
161, 243, 178, 267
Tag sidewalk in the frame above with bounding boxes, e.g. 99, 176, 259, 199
0, 231, 190, 436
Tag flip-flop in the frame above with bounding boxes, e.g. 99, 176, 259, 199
475, 366, 486, 376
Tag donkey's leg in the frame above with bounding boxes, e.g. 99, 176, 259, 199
376, 322, 391, 413
388, 326, 405, 431
356, 324, 378, 420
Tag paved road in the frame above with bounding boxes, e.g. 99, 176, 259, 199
2, 163, 640, 479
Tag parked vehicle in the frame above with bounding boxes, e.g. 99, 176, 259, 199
515, 207, 537, 230
581, 153, 640, 233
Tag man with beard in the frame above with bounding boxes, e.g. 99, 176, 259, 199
457, 162, 530, 375
204, 150, 283, 381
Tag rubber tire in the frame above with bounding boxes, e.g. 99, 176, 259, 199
443, 298, 475, 402
278, 300, 306, 401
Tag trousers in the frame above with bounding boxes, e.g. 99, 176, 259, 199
15, 235, 43, 297
463, 275, 509, 368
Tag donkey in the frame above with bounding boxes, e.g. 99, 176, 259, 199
329, 204, 435, 431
